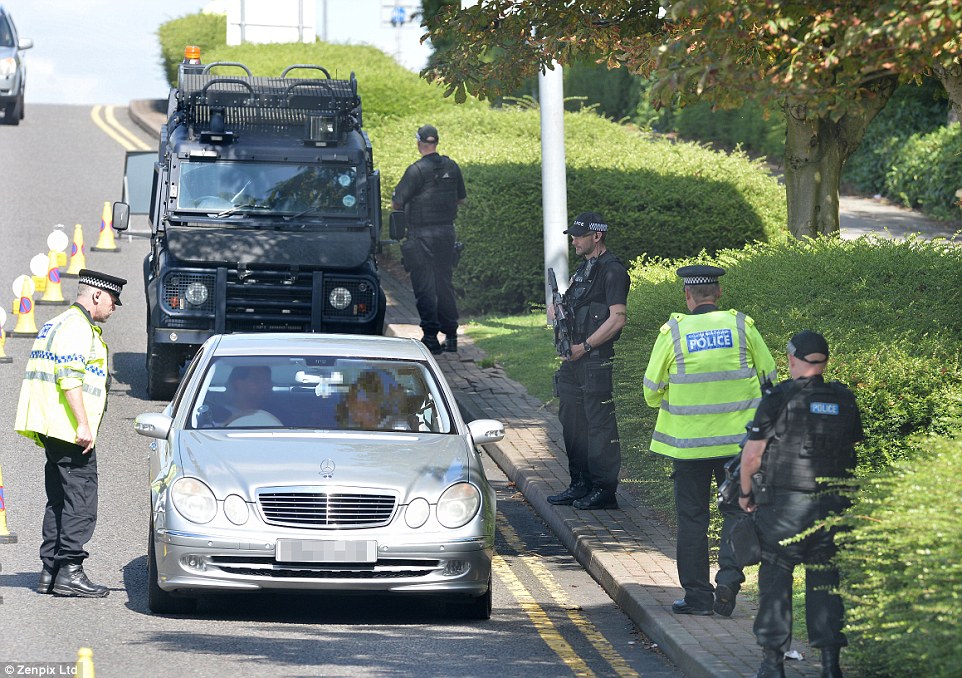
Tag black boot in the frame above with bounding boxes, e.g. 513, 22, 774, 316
52, 563, 109, 598
443, 334, 458, 352
547, 480, 592, 505
754, 649, 785, 678
820, 647, 843, 678
37, 564, 57, 594
572, 488, 619, 510
421, 334, 443, 355
713, 583, 736, 617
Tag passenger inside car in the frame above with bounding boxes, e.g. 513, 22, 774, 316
336, 370, 411, 431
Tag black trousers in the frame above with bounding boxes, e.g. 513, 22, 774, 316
404, 225, 458, 337
754, 490, 848, 653
556, 352, 621, 492
672, 457, 745, 610
40, 436, 98, 569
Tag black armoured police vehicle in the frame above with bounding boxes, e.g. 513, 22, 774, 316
117, 48, 386, 399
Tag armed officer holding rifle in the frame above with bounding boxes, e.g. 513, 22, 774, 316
547, 212, 630, 510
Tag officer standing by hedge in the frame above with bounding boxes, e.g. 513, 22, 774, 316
739, 331, 862, 678
547, 212, 630, 510
14, 269, 126, 598
644, 265, 776, 616
391, 123, 466, 354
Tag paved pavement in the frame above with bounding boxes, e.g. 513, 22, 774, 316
128, 99, 961, 677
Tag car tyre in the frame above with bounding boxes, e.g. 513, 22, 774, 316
147, 335, 181, 401
449, 576, 492, 621
1, 101, 18, 125
147, 522, 196, 615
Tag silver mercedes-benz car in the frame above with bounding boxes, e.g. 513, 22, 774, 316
134, 333, 505, 618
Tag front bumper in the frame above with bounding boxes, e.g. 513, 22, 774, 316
153, 527, 493, 597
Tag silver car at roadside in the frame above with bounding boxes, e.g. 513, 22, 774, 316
134, 333, 505, 619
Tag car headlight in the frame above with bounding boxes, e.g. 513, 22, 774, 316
170, 477, 217, 524
185, 281, 209, 306
223, 494, 249, 525
437, 483, 481, 529
0, 58, 16, 78
405, 497, 430, 529
328, 286, 352, 310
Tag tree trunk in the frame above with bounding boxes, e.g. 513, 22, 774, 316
781, 75, 899, 239
934, 62, 962, 127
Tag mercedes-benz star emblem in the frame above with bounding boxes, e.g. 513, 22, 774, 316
320, 459, 336, 477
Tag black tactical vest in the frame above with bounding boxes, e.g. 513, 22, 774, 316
761, 378, 859, 491
406, 155, 461, 226
564, 251, 623, 345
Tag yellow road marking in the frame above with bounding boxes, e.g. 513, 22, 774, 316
90, 105, 151, 151
493, 552, 594, 677
104, 105, 152, 151
497, 514, 639, 678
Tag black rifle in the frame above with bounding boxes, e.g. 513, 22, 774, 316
547, 268, 574, 358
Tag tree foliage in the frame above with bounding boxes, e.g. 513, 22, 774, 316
424, 2, 962, 237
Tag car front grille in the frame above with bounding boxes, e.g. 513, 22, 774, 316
257, 489, 397, 529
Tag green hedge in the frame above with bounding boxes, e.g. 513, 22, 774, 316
842, 79, 948, 195
886, 124, 962, 221
157, 13, 787, 314
616, 236, 962, 475
835, 436, 962, 676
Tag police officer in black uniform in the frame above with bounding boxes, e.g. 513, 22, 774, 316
739, 330, 863, 678
391, 124, 467, 354
547, 212, 630, 510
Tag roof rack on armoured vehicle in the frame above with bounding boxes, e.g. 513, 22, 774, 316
177, 62, 362, 146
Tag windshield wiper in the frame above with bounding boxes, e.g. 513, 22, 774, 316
214, 203, 272, 218
283, 203, 328, 222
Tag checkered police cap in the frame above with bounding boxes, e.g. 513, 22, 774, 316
78, 269, 127, 305
677, 265, 726, 285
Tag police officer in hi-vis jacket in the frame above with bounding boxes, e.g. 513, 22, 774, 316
15, 269, 126, 598
643, 265, 776, 617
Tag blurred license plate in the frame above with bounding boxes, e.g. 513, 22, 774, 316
276, 539, 377, 563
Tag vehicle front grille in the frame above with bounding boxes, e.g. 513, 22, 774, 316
209, 556, 438, 579
160, 267, 379, 332
226, 269, 313, 332
257, 490, 397, 528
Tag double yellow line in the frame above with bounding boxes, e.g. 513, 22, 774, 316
494, 514, 639, 677
90, 105, 152, 152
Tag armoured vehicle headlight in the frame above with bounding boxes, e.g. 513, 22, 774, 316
329, 287, 352, 310
170, 477, 217, 524
185, 282, 209, 306
223, 494, 249, 525
437, 483, 481, 529
405, 497, 430, 529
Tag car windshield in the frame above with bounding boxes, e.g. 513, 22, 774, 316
188, 355, 452, 433
175, 160, 359, 216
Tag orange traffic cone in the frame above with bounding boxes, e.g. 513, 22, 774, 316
76, 647, 95, 678
91, 201, 119, 252
0, 464, 17, 543
63, 223, 87, 277
10, 277, 38, 337
38, 249, 69, 306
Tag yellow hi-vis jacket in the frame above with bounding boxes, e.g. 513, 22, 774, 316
15, 304, 109, 448
643, 309, 776, 460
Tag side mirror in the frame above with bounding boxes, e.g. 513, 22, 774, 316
112, 201, 130, 232
389, 211, 406, 241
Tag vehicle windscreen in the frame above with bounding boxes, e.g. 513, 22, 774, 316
176, 160, 359, 216
188, 355, 453, 434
